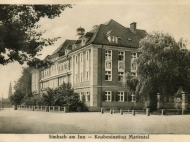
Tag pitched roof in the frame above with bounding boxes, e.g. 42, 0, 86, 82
91, 19, 147, 48
52, 40, 76, 55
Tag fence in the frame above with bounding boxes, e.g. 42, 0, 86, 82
100, 108, 150, 116
100, 108, 189, 116
16, 105, 68, 113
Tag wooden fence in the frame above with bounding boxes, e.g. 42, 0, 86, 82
16, 105, 68, 113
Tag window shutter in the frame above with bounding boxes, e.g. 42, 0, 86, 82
124, 92, 128, 102
112, 91, 114, 101
128, 93, 132, 102
102, 91, 105, 101
114, 92, 117, 101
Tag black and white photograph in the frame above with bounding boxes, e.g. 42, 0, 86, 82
0, 0, 190, 141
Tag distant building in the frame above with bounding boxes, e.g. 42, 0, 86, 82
8, 82, 12, 98
31, 19, 147, 111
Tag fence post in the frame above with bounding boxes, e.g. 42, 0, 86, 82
182, 109, 184, 115
162, 109, 165, 115
146, 108, 150, 116
53, 106, 55, 112
64, 106, 67, 113
110, 109, 112, 114
49, 106, 51, 112
58, 106, 60, 111
101, 108, 104, 114
120, 109, 123, 115
132, 109, 135, 116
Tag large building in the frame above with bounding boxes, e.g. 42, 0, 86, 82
31, 19, 147, 111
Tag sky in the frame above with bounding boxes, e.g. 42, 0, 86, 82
1, 1, 190, 98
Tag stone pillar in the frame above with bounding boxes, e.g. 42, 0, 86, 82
53, 106, 55, 111
58, 106, 60, 111
120, 109, 123, 115
157, 93, 160, 109
146, 108, 150, 116
132, 109, 135, 116
101, 108, 104, 114
110, 109, 112, 114
49, 106, 51, 112
182, 93, 188, 110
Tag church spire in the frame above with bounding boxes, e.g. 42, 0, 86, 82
8, 82, 12, 98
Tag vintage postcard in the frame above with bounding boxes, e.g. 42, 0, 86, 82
0, 0, 190, 142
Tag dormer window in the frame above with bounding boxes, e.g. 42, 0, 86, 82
81, 39, 86, 46
108, 36, 118, 43
106, 30, 118, 43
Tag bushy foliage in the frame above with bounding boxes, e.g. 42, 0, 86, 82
21, 92, 43, 106
10, 90, 25, 105
42, 82, 81, 111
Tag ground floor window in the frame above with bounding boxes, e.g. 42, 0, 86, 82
80, 92, 83, 101
131, 93, 136, 102
85, 92, 90, 102
118, 91, 124, 101
105, 91, 112, 101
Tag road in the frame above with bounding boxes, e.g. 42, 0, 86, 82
0, 108, 189, 134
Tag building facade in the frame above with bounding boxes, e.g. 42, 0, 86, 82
31, 19, 147, 111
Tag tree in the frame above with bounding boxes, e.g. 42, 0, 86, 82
0, 5, 72, 66
135, 32, 190, 109
14, 67, 32, 96
42, 82, 81, 111
10, 90, 25, 105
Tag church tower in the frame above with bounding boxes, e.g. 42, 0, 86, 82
8, 82, 12, 98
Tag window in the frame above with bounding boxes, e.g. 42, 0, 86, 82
118, 91, 124, 101
118, 72, 124, 81
131, 72, 137, 77
105, 91, 112, 101
80, 92, 83, 101
108, 36, 118, 43
86, 71, 89, 81
131, 93, 136, 102
75, 55, 78, 64
131, 52, 137, 58
105, 50, 112, 60
118, 51, 124, 61
86, 50, 89, 61
80, 53, 83, 62
105, 71, 112, 81
105, 61, 112, 70
118, 61, 124, 71
131, 62, 137, 70
86, 92, 89, 102
80, 73, 83, 82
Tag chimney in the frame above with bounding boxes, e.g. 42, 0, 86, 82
130, 22, 136, 34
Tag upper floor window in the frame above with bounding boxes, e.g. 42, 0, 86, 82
131, 52, 137, 59
86, 50, 89, 61
105, 50, 112, 60
75, 55, 78, 64
105, 71, 112, 81
108, 36, 118, 43
118, 51, 124, 61
118, 72, 124, 81
80, 53, 83, 62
